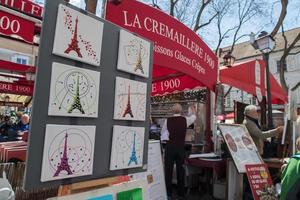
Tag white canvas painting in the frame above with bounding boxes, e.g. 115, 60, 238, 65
53, 4, 103, 66
48, 62, 100, 118
41, 124, 96, 182
117, 29, 151, 78
113, 77, 147, 121
110, 125, 145, 170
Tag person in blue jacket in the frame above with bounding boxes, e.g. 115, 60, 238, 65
15, 114, 30, 132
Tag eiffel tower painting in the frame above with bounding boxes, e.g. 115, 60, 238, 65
122, 85, 134, 118
134, 43, 144, 74
53, 132, 73, 177
128, 133, 138, 166
68, 74, 85, 114
64, 17, 83, 58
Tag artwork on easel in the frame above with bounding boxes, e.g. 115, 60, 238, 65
114, 77, 147, 121
53, 4, 103, 66
87, 194, 113, 200
48, 62, 100, 118
117, 188, 143, 200
41, 124, 96, 182
110, 125, 145, 170
117, 29, 151, 78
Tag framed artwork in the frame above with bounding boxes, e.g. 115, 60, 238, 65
41, 124, 96, 182
117, 29, 151, 78
113, 77, 147, 121
110, 125, 145, 170
48, 62, 100, 118
87, 194, 113, 200
47, 180, 147, 200
117, 188, 143, 200
218, 124, 263, 173
53, 4, 103, 66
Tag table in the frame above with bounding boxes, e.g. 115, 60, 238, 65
263, 158, 284, 169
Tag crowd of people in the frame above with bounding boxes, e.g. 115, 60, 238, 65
0, 113, 30, 142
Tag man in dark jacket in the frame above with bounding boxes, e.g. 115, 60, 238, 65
161, 103, 196, 199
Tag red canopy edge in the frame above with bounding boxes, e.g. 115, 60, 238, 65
220, 59, 287, 104
105, 0, 218, 92
0, 59, 36, 74
152, 74, 204, 96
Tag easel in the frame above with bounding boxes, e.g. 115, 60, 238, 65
57, 176, 130, 197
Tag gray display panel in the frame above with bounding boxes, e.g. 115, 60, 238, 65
24, 0, 152, 190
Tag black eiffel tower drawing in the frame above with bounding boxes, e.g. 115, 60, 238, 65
53, 132, 73, 177
134, 43, 144, 74
128, 133, 138, 166
68, 75, 85, 114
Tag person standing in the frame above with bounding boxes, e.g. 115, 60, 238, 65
243, 105, 283, 200
243, 105, 283, 156
161, 103, 196, 199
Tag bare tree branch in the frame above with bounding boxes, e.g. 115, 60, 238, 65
230, 0, 264, 53
291, 81, 300, 91
288, 50, 300, 55
193, 0, 213, 32
170, 0, 180, 16
151, 0, 161, 10
279, 25, 289, 92
198, 11, 219, 29
270, 0, 288, 37
224, 86, 233, 98
279, 30, 300, 92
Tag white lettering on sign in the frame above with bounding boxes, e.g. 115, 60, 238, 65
0, 15, 20, 33
16, 85, 31, 93
192, 59, 206, 74
152, 78, 181, 94
0, 0, 43, 18
122, 10, 216, 70
160, 78, 181, 91
0, 83, 12, 91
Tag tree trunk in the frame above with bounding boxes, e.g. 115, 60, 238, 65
270, 0, 288, 38
85, 0, 98, 14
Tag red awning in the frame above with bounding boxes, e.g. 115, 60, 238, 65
0, 60, 35, 96
220, 60, 288, 104
0, 59, 36, 74
105, 0, 218, 95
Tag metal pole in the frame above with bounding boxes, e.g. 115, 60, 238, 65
264, 53, 274, 129
204, 89, 213, 152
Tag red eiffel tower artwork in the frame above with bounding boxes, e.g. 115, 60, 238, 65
122, 85, 134, 118
64, 17, 83, 58
53, 132, 73, 177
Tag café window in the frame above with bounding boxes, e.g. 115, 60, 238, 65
12, 55, 29, 65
